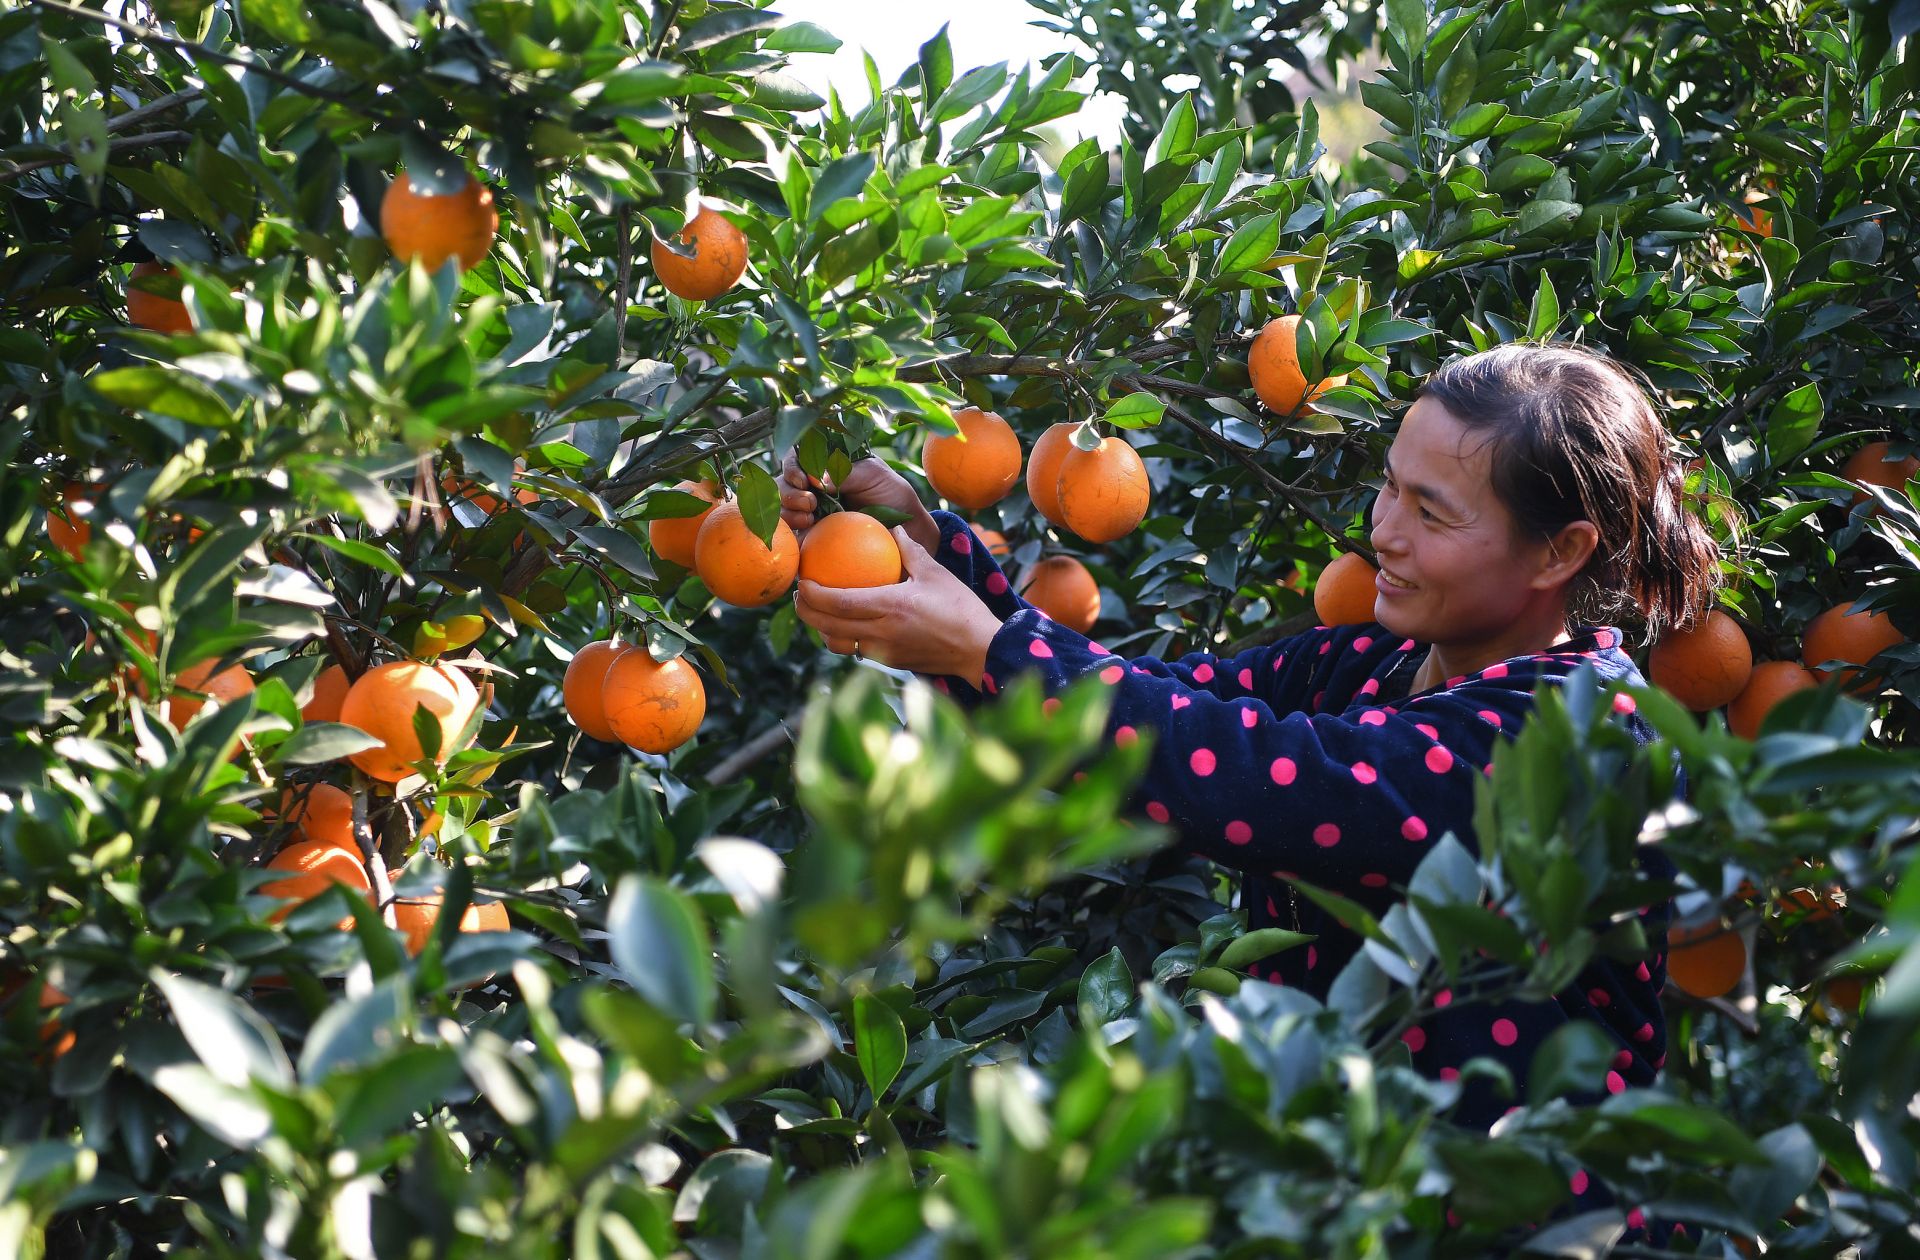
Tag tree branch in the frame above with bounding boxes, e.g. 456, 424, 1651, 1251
0, 130, 191, 185
706, 705, 807, 786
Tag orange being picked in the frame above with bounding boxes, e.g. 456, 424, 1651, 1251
1727, 660, 1818, 738
167, 658, 256, 730
302, 663, 351, 724
1249, 314, 1347, 415
45, 481, 94, 561
1667, 918, 1746, 999
1058, 436, 1151, 544
602, 648, 706, 753
381, 167, 499, 272
1648, 609, 1754, 712
280, 782, 354, 847
972, 525, 1011, 558
338, 660, 482, 782
1026, 422, 1077, 527
1018, 555, 1101, 634
261, 839, 372, 927
924, 408, 1023, 512
648, 478, 720, 568
799, 511, 904, 588
653, 204, 748, 301
1841, 441, 1918, 510
563, 639, 633, 741
1314, 552, 1379, 627
391, 893, 512, 956
1801, 601, 1904, 693
693, 500, 799, 607
127, 261, 193, 334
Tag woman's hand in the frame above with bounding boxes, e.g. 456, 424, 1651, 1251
795, 525, 1004, 681
780, 450, 940, 554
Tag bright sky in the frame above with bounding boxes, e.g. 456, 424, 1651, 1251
774, 0, 1129, 145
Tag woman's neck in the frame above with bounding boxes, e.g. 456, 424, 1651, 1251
1413, 616, 1577, 692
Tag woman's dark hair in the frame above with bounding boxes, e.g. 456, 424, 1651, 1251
1415, 342, 1723, 637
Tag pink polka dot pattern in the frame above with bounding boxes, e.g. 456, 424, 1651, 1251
1588, 988, 1611, 1007
1439, 1066, 1460, 1082
1114, 725, 1138, 747
1171, 694, 1191, 710
1613, 692, 1637, 715
1425, 745, 1454, 774
1146, 801, 1170, 823
1434, 988, 1452, 1007
1265, 897, 1278, 917
1626, 1209, 1645, 1231
1189, 748, 1217, 776
1605, 1070, 1626, 1094
1237, 667, 1253, 688
1570, 1170, 1589, 1196
1313, 822, 1341, 847
1491, 1018, 1518, 1047
1352, 762, 1378, 784
1401, 816, 1428, 841
1272, 654, 1286, 670
1029, 638, 1053, 659
1611, 1049, 1633, 1070
1312, 690, 1325, 709
1225, 820, 1252, 845
1042, 697, 1061, 716
986, 572, 1009, 594
1192, 662, 1215, 683
1318, 640, 1331, 654
1087, 642, 1108, 655
1477, 709, 1501, 726
1358, 677, 1381, 696
1633, 1022, 1654, 1043
1353, 636, 1373, 652
1270, 757, 1297, 785
1359, 709, 1387, 726
932, 677, 950, 693
1635, 961, 1651, 981
982, 673, 998, 694
1100, 664, 1124, 684
950, 532, 972, 554
1416, 723, 1440, 740
1482, 662, 1509, 679
1306, 946, 1317, 969
1400, 639, 1417, 651
1595, 630, 1616, 649
1360, 872, 1388, 888
1402, 1026, 1426, 1052
1240, 707, 1257, 729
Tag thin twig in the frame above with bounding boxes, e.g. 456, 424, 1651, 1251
614, 205, 634, 368
105, 87, 203, 134
0, 130, 191, 185
707, 706, 806, 786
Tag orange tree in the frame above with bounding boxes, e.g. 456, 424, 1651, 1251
2, 0, 1919, 1253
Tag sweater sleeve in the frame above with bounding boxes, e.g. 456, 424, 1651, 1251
982, 605, 1534, 901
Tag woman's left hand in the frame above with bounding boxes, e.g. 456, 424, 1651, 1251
794, 526, 1004, 682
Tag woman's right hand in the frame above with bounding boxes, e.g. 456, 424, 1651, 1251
780, 451, 937, 549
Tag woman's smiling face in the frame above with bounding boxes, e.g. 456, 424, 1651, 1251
1367, 396, 1564, 648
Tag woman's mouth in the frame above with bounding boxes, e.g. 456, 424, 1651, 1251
1377, 568, 1416, 592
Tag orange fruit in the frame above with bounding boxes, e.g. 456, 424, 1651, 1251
45, 481, 94, 561
338, 660, 482, 782
390, 894, 512, 956
1313, 552, 1380, 627
127, 261, 193, 334
37, 981, 76, 1060
1648, 609, 1754, 712
973, 526, 1011, 558
799, 511, 904, 588
380, 167, 499, 272
261, 839, 372, 926
441, 473, 536, 516
1726, 660, 1818, 738
1026, 422, 1077, 527
1841, 441, 1918, 510
303, 663, 351, 724
1824, 974, 1866, 1015
924, 408, 1024, 511
167, 658, 256, 730
1058, 436, 1151, 544
281, 783, 354, 847
693, 500, 799, 607
1732, 190, 1772, 237
1802, 602, 1904, 693
652, 204, 748, 301
1018, 556, 1101, 635
1666, 919, 1746, 999
1777, 885, 1840, 922
602, 649, 706, 754
648, 478, 720, 568
563, 639, 633, 742
1249, 314, 1347, 415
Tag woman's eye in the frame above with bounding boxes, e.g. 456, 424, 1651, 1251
1418, 506, 1437, 522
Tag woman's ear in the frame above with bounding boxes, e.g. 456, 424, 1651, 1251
1534, 519, 1600, 588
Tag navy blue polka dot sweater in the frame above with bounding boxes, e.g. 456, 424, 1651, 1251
921, 510, 1674, 1148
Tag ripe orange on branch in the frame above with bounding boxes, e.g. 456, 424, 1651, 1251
1667, 919, 1746, 999
972, 525, 1010, 558
1058, 436, 1151, 543
302, 663, 351, 724
1026, 422, 1077, 527
799, 511, 903, 588
1314, 552, 1379, 627
127, 261, 193, 334
1249, 314, 1347, 415
391, 894, 511, 956
45, 482, 94, 561
1649, 609, 1754, 712
648, 479, 720, 568
280, 783, 354, 848
167, 658, 256, 730
652, 204, 748, 301
563, 639, 633, 742
1726, 660, 1818, 738
602, 649, 706, 754
262, 839, 373, 927
338, 660, 482, 782
381, 167, 499, 272
1018, 555, 1101, 635
1840, 441, 1918, 510
1801, 601, 1904, 692
924, 408, 1023, 511
694, 500, 799, 607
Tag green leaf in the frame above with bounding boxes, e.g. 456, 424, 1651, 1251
608, 876, 716, 1026
811, 152, 875, 220
1386, 0, 1431, 61
1104, 394, 1165, 429
1767, 382, 1824, 467
853, 992, 907, 1100
299, 976, 408, 1080
1079, 947, 1133, 1025
678, 9, 780, 51
1150, 93, 1199, 164
91, 367, 236, 428
298, 533, 406, 579
1213, 211, 1279, 280
765, 21, 841, 53
917, 24, 954, 101
1217, 928, 1314, 970
1527, 1020, 1614, 1101
150, 970, 293, 1088
1526, 271, 1561, 339
735, 462, 782, 548
281, 722, 384, 766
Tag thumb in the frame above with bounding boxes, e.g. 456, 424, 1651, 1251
894, 525, 936, 571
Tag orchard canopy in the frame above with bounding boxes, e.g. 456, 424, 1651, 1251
4, 0, 1920, 1254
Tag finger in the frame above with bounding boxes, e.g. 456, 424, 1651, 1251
822, 635, 858, 655
893, 524, 935, 571
779, 510, 815, 533
795, 578, 891, 622
779, 487, 816, 513
794, 601, 879, 646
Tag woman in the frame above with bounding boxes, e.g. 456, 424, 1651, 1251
784, 343, 1717, 1156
